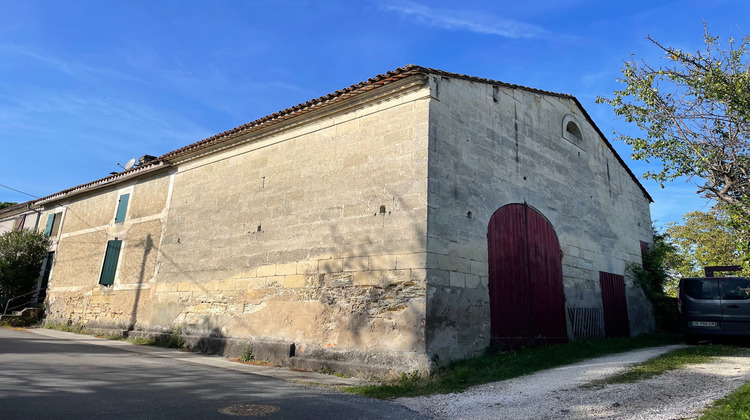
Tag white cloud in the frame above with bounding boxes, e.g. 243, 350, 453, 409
381, 1, 551, 39
0, 43, 142, 84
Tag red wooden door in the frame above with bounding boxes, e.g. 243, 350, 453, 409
488, 204, 567, 346
599, 272, 630, 338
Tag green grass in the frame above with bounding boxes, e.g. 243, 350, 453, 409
346, 333, 681, 399
95, 333, 124, 341
0, 319, 21, 328
0, 316, 39, 328
29, 321, 187, 350
131, 332, 184, 349
240, 348, 255, 362
701, 380, 750, 420
39, 321, 88, 334
585, 344, 745, 388
131, 336, 155, 345
152, 332, 184, 349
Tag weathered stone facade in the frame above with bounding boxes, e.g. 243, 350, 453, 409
30, 66, 654, 377
423, 76, 654, 364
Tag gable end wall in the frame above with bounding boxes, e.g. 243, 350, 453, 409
424, 76, 654, 365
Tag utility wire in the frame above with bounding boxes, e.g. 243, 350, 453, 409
0, 183, 39, 198
0, 184, 103, 235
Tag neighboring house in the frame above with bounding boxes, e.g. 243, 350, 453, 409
30, 65, 654, 376
0, 202, 42, 234
0, 202, 53, 302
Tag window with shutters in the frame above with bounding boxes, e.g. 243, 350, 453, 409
43, 212, 62, 238
99, 240, 122, 286
13, 214, 27, 231
43, 214, 55, 237
115, 193, 130, 223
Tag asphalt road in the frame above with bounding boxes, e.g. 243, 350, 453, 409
0, 328, 429, 420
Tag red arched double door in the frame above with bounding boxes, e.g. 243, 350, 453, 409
488, 203, 567, 347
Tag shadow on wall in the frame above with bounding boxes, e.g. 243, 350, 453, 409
190, 327, 227, 355
125, 186, 431, 374
128, 233, 153, 331
126, 326, 228, 356
302, 196, 430, 355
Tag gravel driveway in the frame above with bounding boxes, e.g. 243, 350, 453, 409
397, 345, 750, 419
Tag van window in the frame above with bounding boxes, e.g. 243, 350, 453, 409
720, 278, 750, 300
682, 278, 719, 300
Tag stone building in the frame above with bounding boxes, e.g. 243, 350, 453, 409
25, 65, 654, 376
0, 202, 43, 234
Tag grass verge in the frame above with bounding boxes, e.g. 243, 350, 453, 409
0, 318, 35, 328
701, 380, 750, 420
35, 321, 185, 350
346, 333, 681, 399
584, 344, 745, 388
39, 321, 87, 334
131, 332, 185, 349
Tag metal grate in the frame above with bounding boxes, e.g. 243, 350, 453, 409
567, 307, 602, 340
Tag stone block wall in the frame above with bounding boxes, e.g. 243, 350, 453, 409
423, 76, 654, 364
44, 171, 172, 329
154, 86, 432, 365
44, 82, 436, 375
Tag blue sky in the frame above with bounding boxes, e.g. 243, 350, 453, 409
1, 0, 746, 229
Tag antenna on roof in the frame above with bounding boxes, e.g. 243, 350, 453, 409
116, 158, 136, 172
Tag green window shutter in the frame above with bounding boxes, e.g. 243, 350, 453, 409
43, 214, 56, 237
99, 240, 122, 286
115, 193, 130, 223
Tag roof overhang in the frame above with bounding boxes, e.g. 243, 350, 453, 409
36, 160, 173, 206
27, 64, 652, 207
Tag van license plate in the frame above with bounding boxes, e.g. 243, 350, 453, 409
691, 321, 717, 327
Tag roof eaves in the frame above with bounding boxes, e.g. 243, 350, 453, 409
159, 66, 426, 163
0, 200, 38, 219
34, 160, 172, 206
28, 64, 651, 209
157, 64, 574, 165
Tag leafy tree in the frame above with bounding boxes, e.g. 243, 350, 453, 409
631, 207, 745, 330
0, 229, 49, 299
664, 208, 746, 284
597, 25, 750, 249
630, 232, 680, 330
0, 202, 17, 210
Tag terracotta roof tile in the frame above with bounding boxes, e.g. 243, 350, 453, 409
33, 65, 652, 204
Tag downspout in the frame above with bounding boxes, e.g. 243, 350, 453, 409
27, 202, 42, 231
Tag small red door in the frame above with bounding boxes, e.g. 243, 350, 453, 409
488, 204, 567, 346
599, 272, 630, 338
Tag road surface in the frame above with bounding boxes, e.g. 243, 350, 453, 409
0, 327, 428, 420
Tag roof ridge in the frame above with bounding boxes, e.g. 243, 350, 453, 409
28, 65, 651, 205
159, 65, 575, 162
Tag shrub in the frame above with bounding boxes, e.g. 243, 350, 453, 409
631, 232, 680, 331
0, 230, 49, 299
